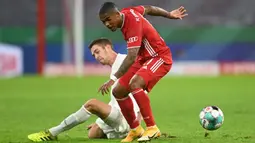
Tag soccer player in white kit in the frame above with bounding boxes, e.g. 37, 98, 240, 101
27, 38, 141, 142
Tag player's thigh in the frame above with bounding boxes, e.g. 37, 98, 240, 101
113, 62, 142, 98
84, 99, 111, 119
88, 123, 106, 139
135, 57, 172, 92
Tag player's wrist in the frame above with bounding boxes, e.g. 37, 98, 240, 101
167, 12, 174, 19
162, 11, 170, 18
110, 75, 118, 82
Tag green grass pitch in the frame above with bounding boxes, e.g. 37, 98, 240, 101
0, 76, 254, 143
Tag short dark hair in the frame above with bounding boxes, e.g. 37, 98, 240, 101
88, 38, 113, 49
99, 2, 118, 15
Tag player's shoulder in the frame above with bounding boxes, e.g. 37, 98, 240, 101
116, 53, 127, 61
121, 7, 132, 12
121, 6, 144, 32
111, 53, 127, 70
120, 10, 133, 32
121, 6, 144, 12
121, 6, 143, 15
120, 7, 132, 16
121, 7, 141, 24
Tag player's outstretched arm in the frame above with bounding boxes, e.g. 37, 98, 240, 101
143, 5, 188, 20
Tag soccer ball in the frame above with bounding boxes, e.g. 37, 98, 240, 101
199, 106, 224, 130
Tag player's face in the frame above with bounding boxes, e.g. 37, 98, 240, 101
99, 12, 121, 32
90, 44, 110, 65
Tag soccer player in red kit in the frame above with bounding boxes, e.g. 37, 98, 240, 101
98, 2, 187, 142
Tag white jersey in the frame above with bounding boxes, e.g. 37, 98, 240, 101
108, 54, 140, 115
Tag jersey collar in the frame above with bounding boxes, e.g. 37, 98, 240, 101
120, 13, 125, 29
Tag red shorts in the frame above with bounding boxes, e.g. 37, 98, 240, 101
118, 57, 172, 92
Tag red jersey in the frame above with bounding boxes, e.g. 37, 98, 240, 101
121, 6, 172, 64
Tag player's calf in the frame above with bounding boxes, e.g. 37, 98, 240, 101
129, 75, 156, 127
112, 82, 140, 129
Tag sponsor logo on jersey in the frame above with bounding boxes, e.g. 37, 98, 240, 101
127, 36, 138, 43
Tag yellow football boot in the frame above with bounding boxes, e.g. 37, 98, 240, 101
28, 131, 57, 142
137, 125, 161, 142
121, 125, 144, 142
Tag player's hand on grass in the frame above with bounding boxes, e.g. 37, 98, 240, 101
169, 6, 188, 20
87, 123, 95, 130
98, 79, 115, 95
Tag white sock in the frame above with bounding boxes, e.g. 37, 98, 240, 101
104, 107, 128, 133
49, 106, 91, 136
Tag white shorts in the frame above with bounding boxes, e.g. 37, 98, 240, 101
95, 106, 130, 139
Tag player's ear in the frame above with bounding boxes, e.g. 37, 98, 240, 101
111, 11, 119, 17
117, 12, 122, 17
105, 44, 112, 50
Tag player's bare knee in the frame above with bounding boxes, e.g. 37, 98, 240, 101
84, 98, 98, 107
129, 76, 145, 91
84, 99, 99, 113
112, 86, 127, 99
112, 87, 118, 97
129, 82, 139, 91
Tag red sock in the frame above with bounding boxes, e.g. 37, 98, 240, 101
132, 88, 155, 127
116, 96, 139, 129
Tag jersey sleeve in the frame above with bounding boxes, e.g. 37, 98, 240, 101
124, 10, 143, 49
